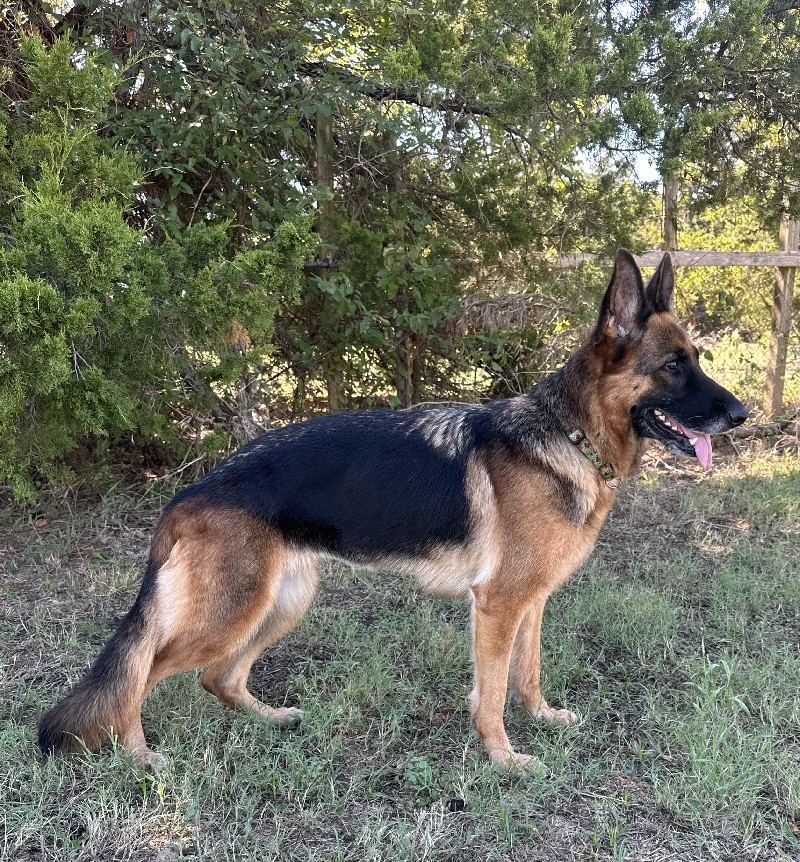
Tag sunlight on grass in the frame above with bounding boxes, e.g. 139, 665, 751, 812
2, 448, 799, 859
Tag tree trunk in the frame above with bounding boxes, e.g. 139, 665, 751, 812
291, 373, 306, 421
411, 335, 424, 405
315, 105, 342, 412
394, 326, 413, 408
662, 177, 679, 251
316, 107, 336, 262
326, 367, 344, 413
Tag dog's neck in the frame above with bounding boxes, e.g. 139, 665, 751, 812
537, 342, 645, 478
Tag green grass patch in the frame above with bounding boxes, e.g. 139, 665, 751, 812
2, 447, 799, 859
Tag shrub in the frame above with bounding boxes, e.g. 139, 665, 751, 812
0, 36, 312, 499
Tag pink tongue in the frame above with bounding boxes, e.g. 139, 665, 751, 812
693, 434, 713, 471
672, 417, 713, 471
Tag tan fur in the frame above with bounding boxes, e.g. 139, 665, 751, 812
41, 251, 745, 773
113, 507, 320, 766
461, 444, 616, 767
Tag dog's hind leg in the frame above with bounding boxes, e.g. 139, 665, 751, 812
127, 511, 306, 760
40, 506, 313, 768
509, 592, 578, 726
199, 553, 319, 726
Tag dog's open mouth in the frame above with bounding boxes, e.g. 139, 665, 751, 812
649, 409, 713, 471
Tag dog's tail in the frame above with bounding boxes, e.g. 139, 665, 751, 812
38, 554, 164, 758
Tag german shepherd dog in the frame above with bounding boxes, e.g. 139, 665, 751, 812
39, 250, 748, 771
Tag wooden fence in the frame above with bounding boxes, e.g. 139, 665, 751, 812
550, 244, 798, 421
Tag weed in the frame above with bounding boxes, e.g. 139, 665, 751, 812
1, 447, 798, 859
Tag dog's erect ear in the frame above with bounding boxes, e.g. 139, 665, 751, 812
644, 252, 675, 313
596, 249, 647, 339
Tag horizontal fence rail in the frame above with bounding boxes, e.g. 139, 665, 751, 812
553, 250, 800, 267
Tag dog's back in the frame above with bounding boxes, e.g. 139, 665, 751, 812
170, 408, 478, 561
39, 250, 748, 771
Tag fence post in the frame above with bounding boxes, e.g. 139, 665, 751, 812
763, 211, 799, 419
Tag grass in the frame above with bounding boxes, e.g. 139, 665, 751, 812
1, 444, 799, 860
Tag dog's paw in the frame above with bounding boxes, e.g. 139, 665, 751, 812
263, 705, 304, 728
132, 748, 169, 773
487, 747, 544, 773
511, 693, 580, 726
534, 705, 579, 726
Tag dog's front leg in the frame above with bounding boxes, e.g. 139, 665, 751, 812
509, 593, 578, 726
469, 586, 535, 770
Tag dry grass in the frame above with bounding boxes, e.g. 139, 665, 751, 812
1, 441, 799, 861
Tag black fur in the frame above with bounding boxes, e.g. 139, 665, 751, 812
167, 387, 584, 559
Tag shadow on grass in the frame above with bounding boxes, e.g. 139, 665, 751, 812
2, 448, 799, 860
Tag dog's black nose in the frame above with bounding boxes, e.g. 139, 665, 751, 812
728, 400, 748, 427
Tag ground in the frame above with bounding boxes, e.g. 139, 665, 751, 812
1, 439, 799, 861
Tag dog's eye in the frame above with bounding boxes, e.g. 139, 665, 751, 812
664, 360, 679, 372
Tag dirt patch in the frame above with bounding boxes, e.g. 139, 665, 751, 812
3, 441, 798, 861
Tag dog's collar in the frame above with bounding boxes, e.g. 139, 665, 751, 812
567, 428, 616, 481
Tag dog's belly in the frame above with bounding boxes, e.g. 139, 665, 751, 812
376, 544, 495, 597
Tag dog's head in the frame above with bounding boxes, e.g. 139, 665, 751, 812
594, 249, 748, 470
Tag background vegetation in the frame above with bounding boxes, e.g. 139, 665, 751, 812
1, 0, 798, 498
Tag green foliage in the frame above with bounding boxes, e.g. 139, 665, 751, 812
605, 0, 800, 212
676, 202, 774, 339
102, 2, 317, 241
636, 194, 775, 338
0, 35, 312, 498
278, 210, 469, 410
14, 0, 659, 422
0, 36, 137, 223
1, 0, 795, 494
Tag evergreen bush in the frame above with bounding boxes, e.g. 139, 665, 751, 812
0, 36, 312, 499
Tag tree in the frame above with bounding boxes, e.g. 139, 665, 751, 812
0, 34, 312, 498
60, 0, 653, 409
600, 0, 800, 215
